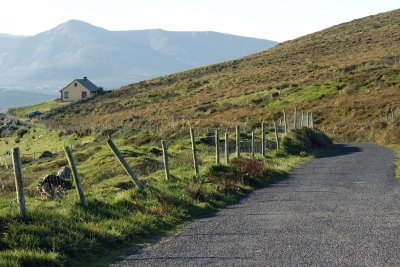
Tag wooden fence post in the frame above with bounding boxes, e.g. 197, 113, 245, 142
161, 140, 171, 180
190, 128, 200, 177
106, 138, 144, 190
64, 146, 88, 206
301, 110, 304, 127
236, 126, 240, 158
261, 122, 266, 157
11, 147, 28, 220
215, 129, 220, 164
310, 112, 314, 129
306, 112, 309, 127
225, 132, 229, 164
273, 121, 280, 149
293, 107, 297, 129
251, 131, 255, 157
283, 109, 288, 134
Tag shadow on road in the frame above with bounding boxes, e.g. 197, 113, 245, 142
318, 144, 362, 158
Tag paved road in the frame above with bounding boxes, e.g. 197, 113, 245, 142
112, 143, 400, 266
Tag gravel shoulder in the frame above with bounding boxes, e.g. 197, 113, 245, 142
111, 143, 400, 266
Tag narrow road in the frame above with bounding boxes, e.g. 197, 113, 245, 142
112, 143, 400, 266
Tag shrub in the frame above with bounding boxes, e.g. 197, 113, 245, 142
280, 128, 333, 155
231, 158, 266, 182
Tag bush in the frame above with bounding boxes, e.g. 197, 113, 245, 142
280, 128, 333, 155
231, 158, 266, 182
206, 158, 267, 186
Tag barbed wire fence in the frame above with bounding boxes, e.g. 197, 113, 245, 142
0, 107, 321, 218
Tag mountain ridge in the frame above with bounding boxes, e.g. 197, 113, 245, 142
0, 20, 277, 94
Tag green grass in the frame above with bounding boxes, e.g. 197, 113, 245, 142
0, 126, 331, 266
265, 82, 343, 109
10, 100, 65, 119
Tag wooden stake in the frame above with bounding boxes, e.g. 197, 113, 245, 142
64, 146, 88, 206
225, 132, 229, 164
261, 122, 266, 157
161, 140, 171, 180
215, 129, 220, 164
301, 110, 304, 127
251, 131, 255, 157
283, 109, 288, 134
106, 138, 144, 190
190, 128, 200, 177
11, 147, 28, 220
310, 112, 314, 129
294, 107, 297, 129
273, 121, 280, 149
236, 126, 240, 158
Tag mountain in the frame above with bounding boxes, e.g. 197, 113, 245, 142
0, 89, 55, 112
0, 20, 277, 94
43, 9, 400, 143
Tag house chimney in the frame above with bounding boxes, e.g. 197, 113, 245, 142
83, 76, 87, 81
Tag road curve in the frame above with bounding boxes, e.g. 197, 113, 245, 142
112, 143, 400, 266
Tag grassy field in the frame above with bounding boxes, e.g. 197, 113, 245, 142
0, 122, 333, 266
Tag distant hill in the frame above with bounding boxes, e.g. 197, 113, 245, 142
43, 9, 400, 143
0, 89, 55, 112
0, 20, 277, 94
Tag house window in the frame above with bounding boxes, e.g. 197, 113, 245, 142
82, 91, 87, 98
74, 83, 77, 87
64, 91, 69, 99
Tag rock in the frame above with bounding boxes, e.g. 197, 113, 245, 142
37, 173, 72, 199
39, 151, 54, 159
57, 166, 72, 180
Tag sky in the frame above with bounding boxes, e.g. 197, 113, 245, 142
0, 0, 399, 42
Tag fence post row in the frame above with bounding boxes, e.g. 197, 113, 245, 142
215, 129, 220, 164
161, 140, 171, 180
11, 147, 28, 220
225, 132, 229, 164
273, 121, 280, 149
106, 138, 144, 190
190, 128, 200, 177
236, 126, 240, 158
64, 146, 88, 206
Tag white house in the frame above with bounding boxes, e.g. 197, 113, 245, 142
60, 77, 100, 102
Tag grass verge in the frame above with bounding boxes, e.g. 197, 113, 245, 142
0, 128, 333, 266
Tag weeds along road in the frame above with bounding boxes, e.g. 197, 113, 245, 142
112, 143, 400, 266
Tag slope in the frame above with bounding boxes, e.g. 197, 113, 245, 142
42, 9, 400, 143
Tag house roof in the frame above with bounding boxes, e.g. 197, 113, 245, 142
60, 77, 99, 92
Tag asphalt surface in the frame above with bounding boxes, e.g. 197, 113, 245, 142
111, 143, 400, 266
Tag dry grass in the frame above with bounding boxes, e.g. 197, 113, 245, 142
18, 9, 400, 143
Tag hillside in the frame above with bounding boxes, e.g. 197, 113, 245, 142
42, 9, 400, 143
0, 20, 277, 93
